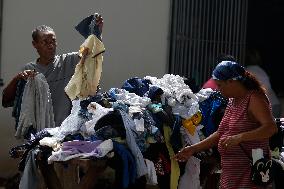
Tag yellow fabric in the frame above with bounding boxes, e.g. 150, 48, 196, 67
182, 111, 202, 135
163, 125, 180, 189
182, 119, 196, 135
191, 111, 202, 125
65, 35, 105, 100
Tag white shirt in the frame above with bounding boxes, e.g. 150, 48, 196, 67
246, 65, 280, 106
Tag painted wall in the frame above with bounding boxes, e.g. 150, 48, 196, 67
0, 0, 170, 177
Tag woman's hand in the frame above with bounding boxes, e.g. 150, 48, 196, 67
174, 132, 219, 162
220, 134, 242, 149
173, 146, 195, 162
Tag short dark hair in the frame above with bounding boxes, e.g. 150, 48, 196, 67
32, 25, 54, 41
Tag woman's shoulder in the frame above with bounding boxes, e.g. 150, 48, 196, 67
248, 90, 271, 116
249, 90, 269, 104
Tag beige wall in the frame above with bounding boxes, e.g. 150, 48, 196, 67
0, 0, 170, 177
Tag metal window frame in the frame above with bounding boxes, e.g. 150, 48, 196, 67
0, 0, 3, 86
169, 0, 248, 87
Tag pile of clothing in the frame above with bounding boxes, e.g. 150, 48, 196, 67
11, 74, 229, 189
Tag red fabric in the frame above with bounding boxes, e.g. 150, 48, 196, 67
217, 91, 270, 189
202, 78, 218, 90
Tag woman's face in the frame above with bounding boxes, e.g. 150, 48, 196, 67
215, 80, 232, 98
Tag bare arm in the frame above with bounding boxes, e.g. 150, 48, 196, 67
2, 70, 36, 107
219, 92, 278, 148
174, 131, 219, 162
241, 93, 277, 139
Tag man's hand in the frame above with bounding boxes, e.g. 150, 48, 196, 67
94, 13, 103, 35
2, 69, 37, 107
81, 47, 89, 57
17, 69, 37, 80
79, 47, 90, 65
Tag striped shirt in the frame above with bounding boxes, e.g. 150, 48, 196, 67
217, 91, 270, 189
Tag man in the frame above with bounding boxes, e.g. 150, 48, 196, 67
2, 14, 103, 127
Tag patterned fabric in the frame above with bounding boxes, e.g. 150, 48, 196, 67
65, 35, 105, 100
217, 91, 270, 189
212, 61, 245, 81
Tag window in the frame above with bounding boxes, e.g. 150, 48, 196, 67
168, 0, 248, 87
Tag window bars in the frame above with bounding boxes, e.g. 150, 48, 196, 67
169, 0, 248, 87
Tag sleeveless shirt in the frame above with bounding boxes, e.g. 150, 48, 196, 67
217, 91, 270, 189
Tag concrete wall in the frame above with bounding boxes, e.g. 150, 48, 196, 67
0, 0, 170, 177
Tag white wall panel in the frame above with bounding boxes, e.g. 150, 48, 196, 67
0, 0, 170, 177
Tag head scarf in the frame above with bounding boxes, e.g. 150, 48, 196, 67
212, 61, 245, 81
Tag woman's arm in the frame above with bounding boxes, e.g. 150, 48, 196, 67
174, 131, 219, 162
220, 92, 278, 148
241, 92, 277, 140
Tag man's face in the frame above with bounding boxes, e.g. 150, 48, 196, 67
33, 31, 57, 60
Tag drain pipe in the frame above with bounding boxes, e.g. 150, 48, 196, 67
0, 0, 3, 87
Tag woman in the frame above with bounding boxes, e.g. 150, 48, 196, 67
174, 61, 278, 188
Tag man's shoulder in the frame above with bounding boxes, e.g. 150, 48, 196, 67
57, 52, 79, 64
23, 61, 37, 70
56, 52, 80, 68
59, 52, 79, 59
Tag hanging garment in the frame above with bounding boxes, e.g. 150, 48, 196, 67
19, 149, 40, 189
163, 125, 180, 189
24, 52, 80, 127
145, 159, 158, 185
12, 79, 27, 130
118, 110, 148, 178
178, 156, 201, 189
112, 141, 137, 189
16, 73, 55, 139
65, 34, 105, 100
75, 14, 102, 40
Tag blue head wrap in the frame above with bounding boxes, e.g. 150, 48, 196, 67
212, 61, 245, 81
